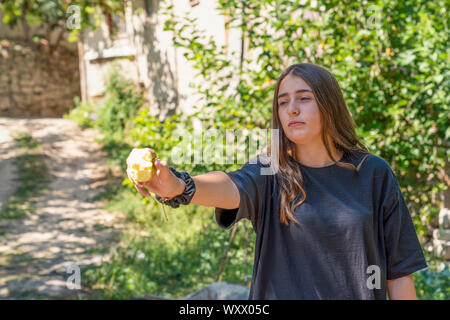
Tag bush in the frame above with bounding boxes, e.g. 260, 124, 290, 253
95, 65, 144, 144
63, 97, 95, 129
65, 65, 146, 169
414, 251, 450, 300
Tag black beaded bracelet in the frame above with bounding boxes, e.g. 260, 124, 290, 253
155, 167, 196, 208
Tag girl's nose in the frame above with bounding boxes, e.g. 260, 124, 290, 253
287, 102, 300, 115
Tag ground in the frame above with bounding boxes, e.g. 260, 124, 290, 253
0, 118, 123, 299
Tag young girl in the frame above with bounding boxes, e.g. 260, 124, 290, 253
130, 63, 428, 300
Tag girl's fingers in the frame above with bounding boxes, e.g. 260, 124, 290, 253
135, 184, 152, 198
130, 176, 146, 190
132, 178, 152, 197
130, 175, 155, 198
130, 177, 140, 186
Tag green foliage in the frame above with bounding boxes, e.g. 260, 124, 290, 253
128, 108, 243, 176
95, 66, 144, 143
0, 0, 125, 42
162, 0, 449, 238
1, 0, 65, 28
92, 66, 144, 170
129, 109, 184, 167
63, 97, 95, 129
414, 252, 450, 300
66, 65, 145, 170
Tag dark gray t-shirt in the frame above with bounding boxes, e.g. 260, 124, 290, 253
215, 151, 428, 300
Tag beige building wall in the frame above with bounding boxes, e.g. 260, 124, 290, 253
79, 0, 243, 121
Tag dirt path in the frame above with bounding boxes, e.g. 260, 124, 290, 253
0, 118, 123, 299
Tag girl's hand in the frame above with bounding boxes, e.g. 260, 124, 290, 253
128, 148, 186, 200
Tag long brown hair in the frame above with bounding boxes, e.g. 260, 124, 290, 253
269, 63, 370, 226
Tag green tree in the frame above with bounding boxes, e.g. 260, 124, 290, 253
162, 0, 449, 238
0, 0, 124, 52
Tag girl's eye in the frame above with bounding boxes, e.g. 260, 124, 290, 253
279, 97, 311, 106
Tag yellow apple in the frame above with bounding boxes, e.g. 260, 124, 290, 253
126, 148, 157, 182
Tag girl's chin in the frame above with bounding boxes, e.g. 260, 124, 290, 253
286, 134, 318, 145
286, 133, 308, 142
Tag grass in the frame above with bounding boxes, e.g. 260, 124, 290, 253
81, 177, 255, 300
0, 132, 50, 219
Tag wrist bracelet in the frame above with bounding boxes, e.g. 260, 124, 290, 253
155, 167, 196, 208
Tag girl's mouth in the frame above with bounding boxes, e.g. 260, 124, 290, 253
288, 121, 305, 127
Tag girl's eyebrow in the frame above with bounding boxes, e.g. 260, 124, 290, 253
278, 89, 313, 99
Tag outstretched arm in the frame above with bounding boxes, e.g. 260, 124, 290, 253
387, 274, 418, 300
129, 151, 240, 210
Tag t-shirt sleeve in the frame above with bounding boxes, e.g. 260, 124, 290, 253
382, 168, 428, 280
214, 155, 271, 232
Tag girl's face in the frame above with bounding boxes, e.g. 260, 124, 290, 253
277, 73, 322, 145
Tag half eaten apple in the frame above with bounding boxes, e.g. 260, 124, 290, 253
126, 148, 157, 182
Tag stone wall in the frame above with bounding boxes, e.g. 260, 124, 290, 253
0, 39, 81, 117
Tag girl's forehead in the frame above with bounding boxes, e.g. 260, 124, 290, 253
279, 73, 312, 92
